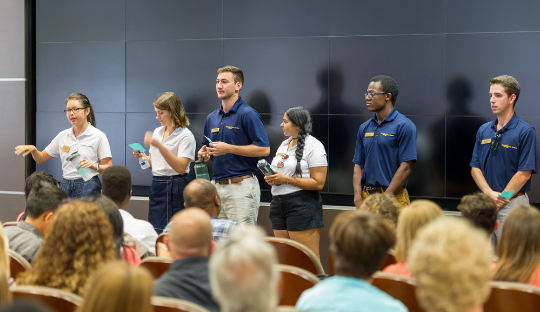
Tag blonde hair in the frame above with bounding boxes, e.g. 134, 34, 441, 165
395, 200, 442, 262
153, 92, 190, 129
0, 222, 10, 277
494, 205, 540, 283
77, 261, 153, 312
360, 194, 402, 228
409, 217, 492, 312
17, 200, 117, 295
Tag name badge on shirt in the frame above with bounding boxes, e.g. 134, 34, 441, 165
481, 138, 491, 145
276, 153, 284, 156
62, 145, 71, 152
211, 128, 220, 133
365, 132, 374, 137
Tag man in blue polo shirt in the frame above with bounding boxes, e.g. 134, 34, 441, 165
471, 75, 538, 244
198, 66, 270, 225
352, 75, 417, 209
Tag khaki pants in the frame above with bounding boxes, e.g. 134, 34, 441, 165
214, 176, 260, 225
362, 187, 410, 207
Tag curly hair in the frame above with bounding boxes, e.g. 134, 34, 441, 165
285, 107, 312, 177
360, 194, 402, 229
16, 200, 116, 295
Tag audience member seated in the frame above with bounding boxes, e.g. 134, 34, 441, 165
16, 200, 117, 295
209, 226, 281, 312
92, 196, 140, 266
383, 200, 442, 276
494, 205, 540, 287
164, 179, 238, 242
77, 261, 153, 312
360, 193, 401, 229
154, 208, 219, 312
101, 166, 158, 255
458, 193, 498, 244
0, 271, 11, 307
6, 183, 67, 263
17, 172, 59, 222
409, 217, 492, 312
296, 210, 406, 312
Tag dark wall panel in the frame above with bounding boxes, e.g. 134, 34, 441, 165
446, 33, 540, 117
126, 0, 222, 40
126, 113, 160, 186
36, 42, 126, 113
330, 0, 445, 36
126, 40, 222, 113
520, 117, 540, 203
224, 0, 329, 38
224, 37, 329, 115
330, 35, 446, 116
36, 0, 125, 42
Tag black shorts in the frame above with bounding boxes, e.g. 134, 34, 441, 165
269, 190, 324, 231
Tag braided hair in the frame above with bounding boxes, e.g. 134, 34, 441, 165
285, 107, 312, 177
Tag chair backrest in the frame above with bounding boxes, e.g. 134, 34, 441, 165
372, 272, 425, 312
265, 237, 325, 275
140, 256, 172, 279
275, 306, 303, 312
152, 296, 211, 312
156, 233, 168, 254
276, 264, 320, 306
11, 285, 82, 312
484, 281, 540, 312
3, 222, 18, 227
379, 250, 397, 271
8, 249, 31, 280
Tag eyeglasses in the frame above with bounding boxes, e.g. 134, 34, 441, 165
64, 107, 85, 114
277, 154, 289, 168
491, 131, 501, 150
364, 92, 387, 99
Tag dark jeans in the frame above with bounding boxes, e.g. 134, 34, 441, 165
149, 174, 189, 234
59, 176, 102, 198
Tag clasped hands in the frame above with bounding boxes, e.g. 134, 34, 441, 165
197, 142, 232, 161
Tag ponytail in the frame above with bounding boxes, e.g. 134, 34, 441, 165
66, 93, 96, 127
285, 107, 312, 177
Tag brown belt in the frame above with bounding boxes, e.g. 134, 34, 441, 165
214, 173, 254, 185
513, 191, 525, 199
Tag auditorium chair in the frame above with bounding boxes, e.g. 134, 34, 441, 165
140, 257, 172, 279
11, 285, 82, 312
275, 306, 303, 312
2, 222, 18, 227
8, 249, 31, 279
152, 296, 210, 312
276, 264, 320, 306
265, 237, 325, 275
155, 233, 168, 254
484, 281, 540, 312
379, 250, 397, 271
372, 272, 425, 312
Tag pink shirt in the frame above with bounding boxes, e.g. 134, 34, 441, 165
382, 262, 412, 277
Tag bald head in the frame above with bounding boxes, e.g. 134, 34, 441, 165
183, 179, 220, 216
168, 208, 213, 259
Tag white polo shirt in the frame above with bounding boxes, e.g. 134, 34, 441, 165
45, 125, 112, 180
149, 126, 196, 176
270, 135, 327, 196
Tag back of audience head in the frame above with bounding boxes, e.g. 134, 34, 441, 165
91, 195, 124, 258
209, 226, 280, 312
395, 199, 442, 263
409, 217, 492, 312
360, 193, 402, 228
0, 223, 10, 279
494, 205, 540, 283
458, 193, 498, 236
26, 183, 67, 222
331, 210, 394, 279
183, 179, 221, 216
101, 166, 132, 208
24, 172, 58, 200
17, 200, 116, 295
77, 261, 153, 312
167, 208, 214, 259
0, 271, 10, 307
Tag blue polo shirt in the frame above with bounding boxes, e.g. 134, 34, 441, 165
202, 97, 270, 180
470, 114, 538, 193
352, 108, 417, 187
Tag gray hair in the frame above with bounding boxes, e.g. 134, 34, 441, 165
209, 226, 279, 312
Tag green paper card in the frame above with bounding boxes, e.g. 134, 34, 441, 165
129, 143, 146, 153
499, 190, 515, 200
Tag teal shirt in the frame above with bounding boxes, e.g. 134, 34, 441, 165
296, 276, 408, 312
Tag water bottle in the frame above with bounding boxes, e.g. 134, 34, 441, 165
66, 151, 93, 182
257, 159, 275, 176
139, 156, 150, 170
194, 160, 210, 180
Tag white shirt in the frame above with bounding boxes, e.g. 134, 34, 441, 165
270, 135, 327, 196
149, 126, 196, 176
44, 125, 112, 180
119, 209, 158, 256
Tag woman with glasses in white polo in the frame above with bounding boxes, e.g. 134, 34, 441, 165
15, 93, 112, 198
264, 106, 327, 260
